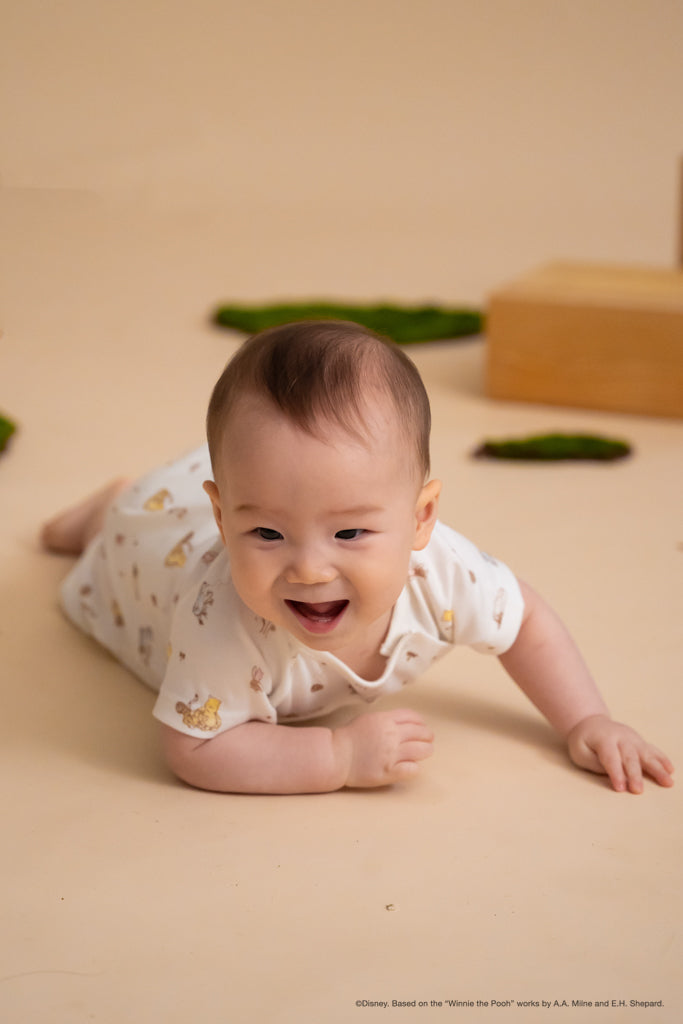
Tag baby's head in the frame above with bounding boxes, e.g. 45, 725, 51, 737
203, 321, 441, 667
206, 319, 431, 488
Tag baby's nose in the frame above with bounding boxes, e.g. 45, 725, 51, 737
284, 547, 337, 586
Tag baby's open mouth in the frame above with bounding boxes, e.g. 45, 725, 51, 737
285, 599, 349, 634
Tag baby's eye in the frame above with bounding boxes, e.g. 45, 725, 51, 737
335, 528, 366, 541
254, 527, 283, 541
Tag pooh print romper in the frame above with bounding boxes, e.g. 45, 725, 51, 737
59, 445, 525, 741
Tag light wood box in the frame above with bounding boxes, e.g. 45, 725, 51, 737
485, 262, 683, 419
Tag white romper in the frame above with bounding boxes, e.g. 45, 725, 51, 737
60, 445, 525, 739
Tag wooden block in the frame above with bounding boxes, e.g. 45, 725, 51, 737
486, 262, 683, 418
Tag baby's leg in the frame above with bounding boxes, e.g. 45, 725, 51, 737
41, 479, 129, 555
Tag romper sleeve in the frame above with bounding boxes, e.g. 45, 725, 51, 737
152, 553, 278, 738
423, 521, 525, 655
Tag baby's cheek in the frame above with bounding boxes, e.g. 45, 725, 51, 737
358, 565, 404, 612
230, 560, 261, 603
236, 560, 282, 616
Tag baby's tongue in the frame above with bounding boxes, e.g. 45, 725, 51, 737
296, 600, 346, 620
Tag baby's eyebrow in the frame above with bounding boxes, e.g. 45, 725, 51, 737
327, 505, 385, 517
233, 503, 384, 517
233, 503, 270, 515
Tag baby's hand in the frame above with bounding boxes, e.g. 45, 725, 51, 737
567, 714, 675, 793
333, 708, 434, 788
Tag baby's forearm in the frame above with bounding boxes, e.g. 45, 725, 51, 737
498, 579, 609, 737
160, 720, 348, 794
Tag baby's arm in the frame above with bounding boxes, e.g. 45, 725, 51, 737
498, 580, 674, 793
160, 708, 434, 794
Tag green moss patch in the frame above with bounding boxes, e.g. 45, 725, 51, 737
473, 433, 632, 461
213, 301, 483, 344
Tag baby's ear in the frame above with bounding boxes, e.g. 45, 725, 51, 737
203, 480, 226, 545
413, 479, 441, 550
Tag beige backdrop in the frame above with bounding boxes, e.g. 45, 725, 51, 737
1, 2, 682, 1022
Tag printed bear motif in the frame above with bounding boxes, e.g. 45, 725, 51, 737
175, 695, 222, 732
144, 489, 172, 511
192, 581, 214, 625
165, 532, 195, 568
250, 666, 264, 692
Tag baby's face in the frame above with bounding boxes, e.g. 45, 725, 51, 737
204, 394, 440, 668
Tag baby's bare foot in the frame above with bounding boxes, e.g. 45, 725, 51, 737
41, 479, 129, 554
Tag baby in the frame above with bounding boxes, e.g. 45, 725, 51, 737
42, 320, 674, 795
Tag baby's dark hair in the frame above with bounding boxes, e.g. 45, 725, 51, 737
206, 320, 431, 480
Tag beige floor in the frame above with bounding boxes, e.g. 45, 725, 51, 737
2, 3, 683, 1022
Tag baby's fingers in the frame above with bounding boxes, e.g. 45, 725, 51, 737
391, 708, 431, 728
398, 735, 434, 765
620, 746, 645, 794
605, 742, 674, 794
620, 743, 676, 793
640, 749, 675, 789
595, 742, 632, 793
569, 719, 675, 794
392, 721, 434, 781
391, 711, 434, 747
